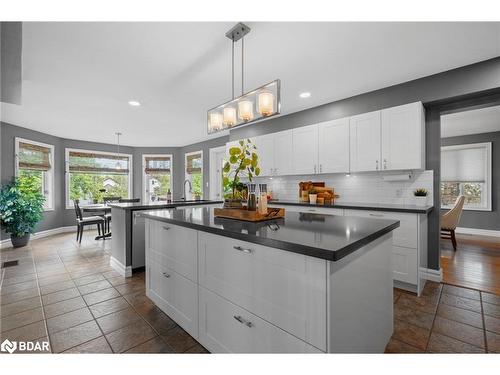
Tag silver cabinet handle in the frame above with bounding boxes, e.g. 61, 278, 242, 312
162, 226, 171, 231
162, 272, 171, 278
369, 213, 384, 217
234, 315, 253, 327
233, 245, 252, 254
375, 160, 379, 170
319, 164, 322, 173
383, 159, 387, 170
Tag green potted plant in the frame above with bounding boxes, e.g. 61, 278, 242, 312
413, 188, 428, 206
0, 176, 45, 248
222, 139, 260, 208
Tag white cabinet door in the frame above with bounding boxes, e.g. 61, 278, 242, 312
273, 130, 293, 176
381, 102, 424, 171
254, 134, 274, 177
392, 246, 418, 284
198, 287, 323, 353
318, 118, 350, 173
292, 124, 319, 175
349, 111, 381, 172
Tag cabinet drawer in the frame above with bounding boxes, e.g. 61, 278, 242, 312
148, 220, 197, 282
147, 261, 198, 338
198, 231, 327, 351
198, 287, 322, 353
344, 209, 417, 248
392, 246, 418, 284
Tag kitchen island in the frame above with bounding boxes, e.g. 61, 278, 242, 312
140, 206, 400, 353
108, 200, 221, 276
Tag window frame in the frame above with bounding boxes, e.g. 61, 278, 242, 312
184, 150, 204, 199
15, 137, 55, 211
440, 142, 492, 211
142, 153, 174, 202
65, 147, 133, 209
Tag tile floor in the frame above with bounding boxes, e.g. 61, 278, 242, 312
1, 230, 499, 354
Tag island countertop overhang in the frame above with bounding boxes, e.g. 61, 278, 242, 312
139, 206, 400, 261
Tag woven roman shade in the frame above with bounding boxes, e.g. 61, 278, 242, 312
69, 151, 129, 174
18, 142, 51, 171
144, 156, 171, 174
441, 143, 489, 182
186, 153, 202, 174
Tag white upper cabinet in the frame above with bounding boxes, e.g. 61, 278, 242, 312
317, 118, 350, 174
381, 102, 425, 171
292, 124, 319, 175
254, 135, 274, 177
273, 130, 293, 176
349, 111, 382, 172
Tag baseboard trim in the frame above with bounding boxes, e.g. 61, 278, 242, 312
0, 225, 100, 249
455, 227, 500, 238
110, 256, 132, 278
419, 267, 443, 283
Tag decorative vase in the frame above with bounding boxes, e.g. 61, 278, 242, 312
11, 233, 30, 248
414, 196, 428, 206
309, 194, 318, 204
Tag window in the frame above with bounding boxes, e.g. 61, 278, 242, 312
15, 138, 55, 211
441, 142, 492, 211
65, 148, 132, 208
143, 154, 173, 202
185, 151, 203, 199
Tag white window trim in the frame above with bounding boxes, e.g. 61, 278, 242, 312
15, 137, 55, 212
142, 153, 173, 203
440, 142, 492, 211
65, 147, 133, 209
184, 150, 203, 199
209, 145, 226, 201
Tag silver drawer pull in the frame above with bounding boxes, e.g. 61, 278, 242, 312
233, 315, 253, 327
369, 213, 384, 217
162, 272, 171, 278
162, 226, 171, 230
233, 245, 252, 254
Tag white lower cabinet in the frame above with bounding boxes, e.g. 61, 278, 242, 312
198, 287, 322, 353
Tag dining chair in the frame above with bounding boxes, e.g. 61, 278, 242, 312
118, 198, 140, 203
74, 200, 105, 243
441, 195, 465, 251
102, 197, 121, 232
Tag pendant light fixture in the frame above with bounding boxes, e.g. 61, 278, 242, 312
207, 23, 281, 134
115, 132, 122, 170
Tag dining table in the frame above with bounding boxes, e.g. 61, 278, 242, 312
81, 204, 112, 240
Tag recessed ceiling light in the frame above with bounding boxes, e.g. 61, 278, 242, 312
128, 100, 141, 107
299, 92, 311, 98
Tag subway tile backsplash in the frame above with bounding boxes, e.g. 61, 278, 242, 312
254, 170, 434, 206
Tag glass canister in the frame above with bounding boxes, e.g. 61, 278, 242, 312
258, 184, 268, 215
247, 183, 257, 211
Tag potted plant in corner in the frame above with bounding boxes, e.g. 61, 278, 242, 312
222, 139, 260, 208
413, 188, 428, 206
0, 175, 45, 248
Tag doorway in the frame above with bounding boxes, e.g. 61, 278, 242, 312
209, 145, 226, 201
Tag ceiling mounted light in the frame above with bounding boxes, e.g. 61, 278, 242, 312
207, 23, 281, 134
128, 100, 141, 106
299, 92, 311, 98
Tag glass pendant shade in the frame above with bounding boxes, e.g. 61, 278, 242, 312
207, 79, 280, 134
238, 100, 254, 122
258, 91, 274, 116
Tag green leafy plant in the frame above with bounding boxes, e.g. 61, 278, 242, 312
222, 139, 260, 200
414, 188, 428, 197
0, 176, 45, 237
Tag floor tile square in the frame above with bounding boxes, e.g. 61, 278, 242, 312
49, 320, 102, 353
1, 296, 42, 318
427, 332, 485, 353
482, 301, 500, 319
40, 279, 76, 295
83, 287, 120, 306
442, 284, 481, 300
96, 307, 142, 334
105, 319, 157, 353
432, 316, 485, 348
44, 296, 87, 319
0, 320, 47, 342
392, 319, 430, 350
482, 292, 500, 306
0, 287, 40, 305
486, 331, 500, 353
440, 293, 482, 313
0, 307, 44, 333
436, 303, 484, 329
78, 279, 112, 295
41, 287, 80, 305
46, 307, 94, 334
89, 296, 130, 318
125, 336, 174, 353
63, 336, 113, 353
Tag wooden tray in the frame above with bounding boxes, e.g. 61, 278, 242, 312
214, 207, 285, 222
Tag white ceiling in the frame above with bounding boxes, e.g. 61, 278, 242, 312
2, 22, 500, 147
441, 105, 500, 138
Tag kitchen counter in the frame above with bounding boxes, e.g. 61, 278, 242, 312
108, 200, 222, 211
139, 206, 400, 261
269, 199, 433, 214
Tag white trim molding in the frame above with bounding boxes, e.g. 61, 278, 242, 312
110, 256, 132, 277
455, 227, 500, 238
419, 267, 443, 283
0, 226, 76, 249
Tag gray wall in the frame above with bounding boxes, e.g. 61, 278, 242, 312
441, 131, 500, 231
1, 22, 23, 105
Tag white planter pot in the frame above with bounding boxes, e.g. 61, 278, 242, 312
414, 196, 428, 206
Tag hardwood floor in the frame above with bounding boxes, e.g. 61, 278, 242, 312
441, 233, 500, 295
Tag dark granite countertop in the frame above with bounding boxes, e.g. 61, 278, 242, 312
139, 206, 400, 262
268, 199, 433, 214
108, 200, 222, 211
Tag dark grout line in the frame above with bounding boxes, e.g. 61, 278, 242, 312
423, 284, 441, 353
479, 292, 489, 353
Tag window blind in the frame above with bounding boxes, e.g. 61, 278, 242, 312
18, 142, 51, 171
441, 144, 488, 182
144, 156, 171, 174
186, 153, 202, 174
69, 151, 129, 174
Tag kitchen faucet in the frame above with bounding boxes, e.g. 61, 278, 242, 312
182, 179, 192, 200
